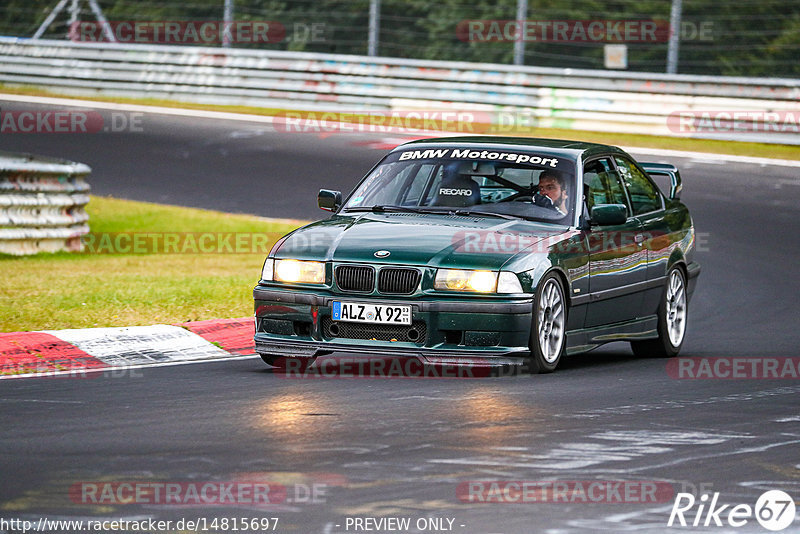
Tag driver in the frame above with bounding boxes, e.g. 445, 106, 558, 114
537, 171, 569, 215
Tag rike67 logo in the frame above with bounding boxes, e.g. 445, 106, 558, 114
668, 490, 795, 531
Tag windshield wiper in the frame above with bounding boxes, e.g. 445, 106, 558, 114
452, 209, 523, 221
345, 205, 526, 221
344, 205, 445, 215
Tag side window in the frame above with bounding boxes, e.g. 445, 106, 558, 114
583, 157, 629, 214
646, 171, 672, 199
614, 157, 663, 215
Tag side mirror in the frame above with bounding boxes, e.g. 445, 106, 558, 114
318, 189, 342, 212
591, 204, 627, 226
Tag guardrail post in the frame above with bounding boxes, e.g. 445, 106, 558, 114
368, 0, 380, 56
223, 0, 234, 48
513, 0, 528, 66
667, 0, 683, 74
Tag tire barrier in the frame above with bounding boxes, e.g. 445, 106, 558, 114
0, 151, 90, 255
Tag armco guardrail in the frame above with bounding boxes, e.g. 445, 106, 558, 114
0, 151, 90, 255
0, 37, 798, 142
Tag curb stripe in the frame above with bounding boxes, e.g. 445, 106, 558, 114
41, 325, 231, 367
1, 320, 258, 379
178, 317, 256, 356
0, 331, 107, 376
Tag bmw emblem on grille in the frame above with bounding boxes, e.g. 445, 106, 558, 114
374, 250, 391, 258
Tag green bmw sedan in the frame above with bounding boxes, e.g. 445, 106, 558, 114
253, 137, 700, 373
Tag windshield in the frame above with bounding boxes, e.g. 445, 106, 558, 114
342, 147, 576, 223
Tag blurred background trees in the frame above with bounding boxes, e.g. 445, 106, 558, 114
2, 0, 798, 77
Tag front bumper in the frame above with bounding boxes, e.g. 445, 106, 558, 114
253, 286, 533, 359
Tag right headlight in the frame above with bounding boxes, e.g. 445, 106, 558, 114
262, 258, 326, 285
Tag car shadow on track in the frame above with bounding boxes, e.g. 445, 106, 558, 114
559, 346, 644, 371
248, 344, 664, 379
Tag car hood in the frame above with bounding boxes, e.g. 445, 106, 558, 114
274, 213, 571, 270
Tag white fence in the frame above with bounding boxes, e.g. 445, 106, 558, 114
0, 37, 798, 143
0, 151, 90, 255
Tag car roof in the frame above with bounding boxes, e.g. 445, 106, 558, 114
393, 136, 628, 161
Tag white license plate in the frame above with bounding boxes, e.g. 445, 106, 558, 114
331, 301, 411, 325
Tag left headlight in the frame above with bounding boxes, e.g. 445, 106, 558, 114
262, 258, 325, 284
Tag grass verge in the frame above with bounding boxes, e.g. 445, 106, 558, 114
2, 84, 799, 161
0, 196, 305, 332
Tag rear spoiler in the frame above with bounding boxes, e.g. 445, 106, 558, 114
640, 162, 682, 200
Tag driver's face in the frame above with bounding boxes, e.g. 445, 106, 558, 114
538, 178, 564, 203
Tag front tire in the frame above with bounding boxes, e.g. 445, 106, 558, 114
527, 273, 567, 374
631, 266, 687, 358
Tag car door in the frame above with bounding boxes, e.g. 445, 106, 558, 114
583, 157, 646, 327
613, 156, 671, 316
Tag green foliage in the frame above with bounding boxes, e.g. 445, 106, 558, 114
1, 0, 797, 76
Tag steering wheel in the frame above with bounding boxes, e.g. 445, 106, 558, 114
499, 189, 534, 202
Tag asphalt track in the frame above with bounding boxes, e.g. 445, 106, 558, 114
1, 100, 799, 533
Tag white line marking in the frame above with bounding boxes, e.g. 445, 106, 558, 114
429, 430, 752, 471
0, 92, 281, 124
622, 146, 800, 167
561, 385, 800, 418
618, 438, 800, 474
687, 158, 726, 165
0, 398, 85, 403
0, 354, 260, 380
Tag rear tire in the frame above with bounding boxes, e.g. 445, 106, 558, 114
259, 354, 317, 372
527, 273, 567, 374
631, 266, 687, 358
